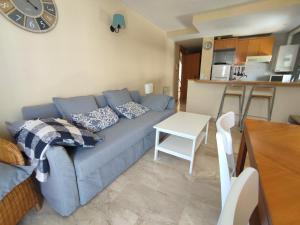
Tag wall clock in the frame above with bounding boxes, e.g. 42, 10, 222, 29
0, 0, 57, 33
203, 41, 213, 50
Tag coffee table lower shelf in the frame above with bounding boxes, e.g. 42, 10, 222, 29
156, 133, 206, 161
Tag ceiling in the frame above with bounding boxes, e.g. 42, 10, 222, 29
122, 0, 256, 31
122, 0, 300, 40
193, 4, 300, 37
177, 38, 203, 49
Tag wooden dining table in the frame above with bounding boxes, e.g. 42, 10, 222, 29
236, 119, 300, 225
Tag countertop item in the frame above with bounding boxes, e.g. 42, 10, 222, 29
236, 119, 300, 225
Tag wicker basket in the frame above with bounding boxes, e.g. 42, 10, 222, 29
0, 138, 42, 225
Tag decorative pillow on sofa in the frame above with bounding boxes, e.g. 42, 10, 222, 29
103, 88, 133, 115
116, 101, 150, 119
141, 95, 171, 112
53, 95, 98, 122
5, 120, 26, 138
71, 106, 119, 132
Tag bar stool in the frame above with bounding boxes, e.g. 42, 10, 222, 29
241, 85, 276, 130
217, 85, 246, 127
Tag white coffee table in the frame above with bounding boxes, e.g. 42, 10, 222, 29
153, 112, 211, 174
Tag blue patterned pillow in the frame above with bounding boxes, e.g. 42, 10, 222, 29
116, 101, 150, 119
71, 106, 119, 132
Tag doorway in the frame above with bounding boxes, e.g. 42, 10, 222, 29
177, 47, 202, 110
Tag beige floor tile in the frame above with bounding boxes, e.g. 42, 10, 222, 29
19, 122, 242, 225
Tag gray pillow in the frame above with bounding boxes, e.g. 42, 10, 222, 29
130, 91, 141, 103
141, 95, 171, 112
53, 95, 98, 122
94, 95, 108, 108
0, 162, 34, 200
5, 120, 26, 138
103, 88, 133, 115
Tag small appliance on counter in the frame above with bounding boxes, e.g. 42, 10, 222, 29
269, 74, 293, 83
231, 65, 247, 80
211, 63, 231, 80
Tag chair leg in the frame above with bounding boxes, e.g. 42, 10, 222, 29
267, 98, 271, 121
238, 95, 242, 127
217, 91, 226, 120
241, 96, 252, 131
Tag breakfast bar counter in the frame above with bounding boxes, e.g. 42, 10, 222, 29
189, 79, 300, 87
186, 79, 300, 123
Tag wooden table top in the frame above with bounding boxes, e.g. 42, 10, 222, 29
244, 119, 300, 225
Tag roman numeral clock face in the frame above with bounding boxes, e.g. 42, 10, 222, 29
0, 0, 57, 32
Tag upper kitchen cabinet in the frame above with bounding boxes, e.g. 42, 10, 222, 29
235, 36, 274, 64
214, 38, 237, 50
235, 39, 249, 65
247, 36, 274, 56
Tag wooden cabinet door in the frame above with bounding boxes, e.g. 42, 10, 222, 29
235, 39, 249, 64
247, 39, 261, 56
259, 36, 274, 55
223, 38, 237, 49
214, 38, 237, 50
214, 39, 225, 50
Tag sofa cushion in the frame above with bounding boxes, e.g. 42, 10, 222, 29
94, 95, 107, 108
130, 91, 141, 103
5, 120, 26, 137
116, 101, 149, 119
141, 95, 171, 112
0, 162, 34, 200
103, 89, 133, 115
71, 106, 119, 132
22, 103, 61, 120
53, 96, 98, 122
73, 110, 174, 178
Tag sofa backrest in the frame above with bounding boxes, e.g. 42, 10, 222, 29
22, 103, 61, 120
22, 91, 141, 120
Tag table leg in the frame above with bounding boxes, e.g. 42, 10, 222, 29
236, 131, 247, 176
189, 139, 196, 175
154, 129, 160, 160
205, 122, 209, 144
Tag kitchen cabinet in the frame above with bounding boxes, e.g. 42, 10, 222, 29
247, 36, 274, 56
235, 36, 274, 64
214, 38, 237, 50
235, 39, 249, 64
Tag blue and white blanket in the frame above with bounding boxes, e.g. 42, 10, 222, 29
15, 118, 101, 182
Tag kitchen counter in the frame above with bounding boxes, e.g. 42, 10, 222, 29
190, 79, 300, 87
186, 79, 300, 123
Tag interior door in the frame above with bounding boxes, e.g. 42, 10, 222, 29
180, 52, 201, 103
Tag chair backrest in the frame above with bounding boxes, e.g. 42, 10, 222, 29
217, 167, 259, 225
216, 132, 232, 208
216, 112, 236, 176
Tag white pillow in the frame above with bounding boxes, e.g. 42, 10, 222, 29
71, 106, 119, 132
116, 101, 150, 119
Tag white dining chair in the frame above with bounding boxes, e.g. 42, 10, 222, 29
217, 167, 259, 225
216, 111, 236, 177
216, 132, 233, 208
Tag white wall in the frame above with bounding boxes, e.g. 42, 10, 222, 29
0, 0, 175, 135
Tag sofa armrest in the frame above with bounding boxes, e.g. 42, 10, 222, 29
40, 146, 80, 216
166, 97, 176, 110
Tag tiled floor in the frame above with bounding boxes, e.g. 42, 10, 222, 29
20, 122, 242, 225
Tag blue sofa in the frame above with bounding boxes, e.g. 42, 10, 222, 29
21, 91, 175, 216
